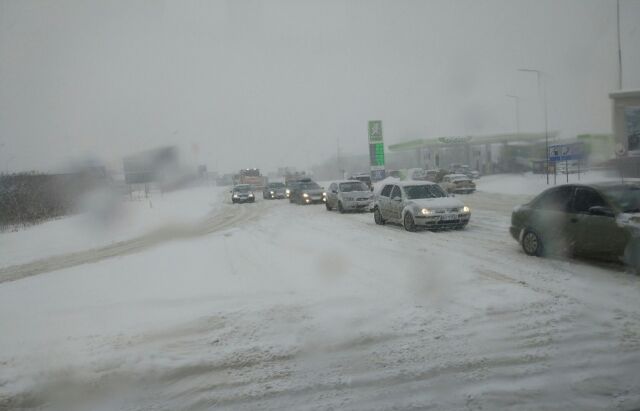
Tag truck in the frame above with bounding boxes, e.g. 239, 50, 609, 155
234, 168, 267, 189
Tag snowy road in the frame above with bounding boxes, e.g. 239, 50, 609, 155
1, 187, 640, 410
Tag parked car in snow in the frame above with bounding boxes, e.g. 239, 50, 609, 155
231, 184, 255, 203
325, 180, 374, 213
373, 181, 470, 231
263, 182, 286, 199
440, 174, 476, 194
289, 178, 326, 204
510, 182, 640, 270
349, 173, 373, 190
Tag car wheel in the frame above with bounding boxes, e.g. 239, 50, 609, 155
403, 212, 417, 232
338, 201, 345, 214
522, 229, 543, 256
374, 207, 385, 225
325, 201, 332, 211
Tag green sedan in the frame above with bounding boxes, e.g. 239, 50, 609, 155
510, 182, 640, 269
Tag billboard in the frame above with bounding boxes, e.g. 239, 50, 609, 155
123, 146, 179, 184
548, 143, 584, 162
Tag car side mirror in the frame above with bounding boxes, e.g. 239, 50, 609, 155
332, 189, 338, 194
588, 206, 614, 217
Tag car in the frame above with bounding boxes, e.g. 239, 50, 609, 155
349, 173, 373, 190
510, 182, 640, 270
288, 178, 326, 204
372, 181, 471, 231
440, 174, 476, 194
263, 182, 287, 199
231, 184, 255, 203
325, 180, 374, 213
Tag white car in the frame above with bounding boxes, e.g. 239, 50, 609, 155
373, 181, 470, 231
325, 180, 374, 213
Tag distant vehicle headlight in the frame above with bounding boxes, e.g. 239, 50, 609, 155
233, 194, 239, 198
421, 208, 432, 215
249, 193, 254, 197
322, 192, 327, 197
303, 193, 309, 198
270, 191, 275, 194
285, 188, 291, 194
462, 206, 470, 213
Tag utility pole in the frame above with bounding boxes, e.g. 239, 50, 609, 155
617, 0, 623, 89
518, 68, 549, 185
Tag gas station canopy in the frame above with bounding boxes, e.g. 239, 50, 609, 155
388, 132, 557, 151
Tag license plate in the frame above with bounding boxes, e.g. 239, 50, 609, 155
441, 214, 457, 221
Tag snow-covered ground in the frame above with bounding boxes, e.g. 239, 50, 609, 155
475, 170, 628, 196
1, 177, 640, 410
0, 185, 223, 269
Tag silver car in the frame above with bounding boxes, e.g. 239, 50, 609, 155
325, 180, 374, 213
373, 181, 470, 231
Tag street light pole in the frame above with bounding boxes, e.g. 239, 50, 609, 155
617, 0, 623, 90
518, 68, 549, 184
506, 94, 520, 136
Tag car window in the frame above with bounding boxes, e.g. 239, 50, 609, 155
573, 188, 607, 213
390, 186, 401, 199
404, 184, 446, 199
380, 185, 392, 197
536, 186, 574, 212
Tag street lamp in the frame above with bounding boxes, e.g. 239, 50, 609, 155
505, 94, 520, 136
518, 68, 549, 184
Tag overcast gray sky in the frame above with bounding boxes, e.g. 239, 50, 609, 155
1, 0, 639, 174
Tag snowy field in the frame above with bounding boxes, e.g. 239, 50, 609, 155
1, 176, 640, 410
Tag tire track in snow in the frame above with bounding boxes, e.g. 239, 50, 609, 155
0, 200, 271, 285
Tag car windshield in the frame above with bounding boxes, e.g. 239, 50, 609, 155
269, 183, 285, 188
340, 182, 368, 192
235, 185, 251, 192
601, 185, 640, 213
300, 182, 320, 189
404, 185, 446, 199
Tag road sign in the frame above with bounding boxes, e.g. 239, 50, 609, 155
549, 143, 584, 162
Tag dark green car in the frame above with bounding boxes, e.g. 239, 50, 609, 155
510, 182, 640, 268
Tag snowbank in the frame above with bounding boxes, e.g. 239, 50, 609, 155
476, 170, 628, 196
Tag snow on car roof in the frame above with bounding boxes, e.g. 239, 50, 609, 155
447, 174, 470, 179
391, 180, 438, 187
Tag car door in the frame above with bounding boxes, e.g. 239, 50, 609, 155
328, 183, 338, 207
570, 187, 628, 258
529, 186, 575, 254
389, 185, 403, 221
378, 185, 393, 219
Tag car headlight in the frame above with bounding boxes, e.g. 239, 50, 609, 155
233, 194, 239, 198
270, 191, 275, 194
285, 188, 290, 194
303, 193, 309, 198
462, 206, 470, 213
421, 208, 432, 215
249, 193, 254, 197
322, 192, 327, 197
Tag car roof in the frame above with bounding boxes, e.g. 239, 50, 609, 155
234, 184, 251, 188
335, 179, 365, 184
574, 181, 640, 190
383, 181, 437, 187
446, 174, 470, 178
